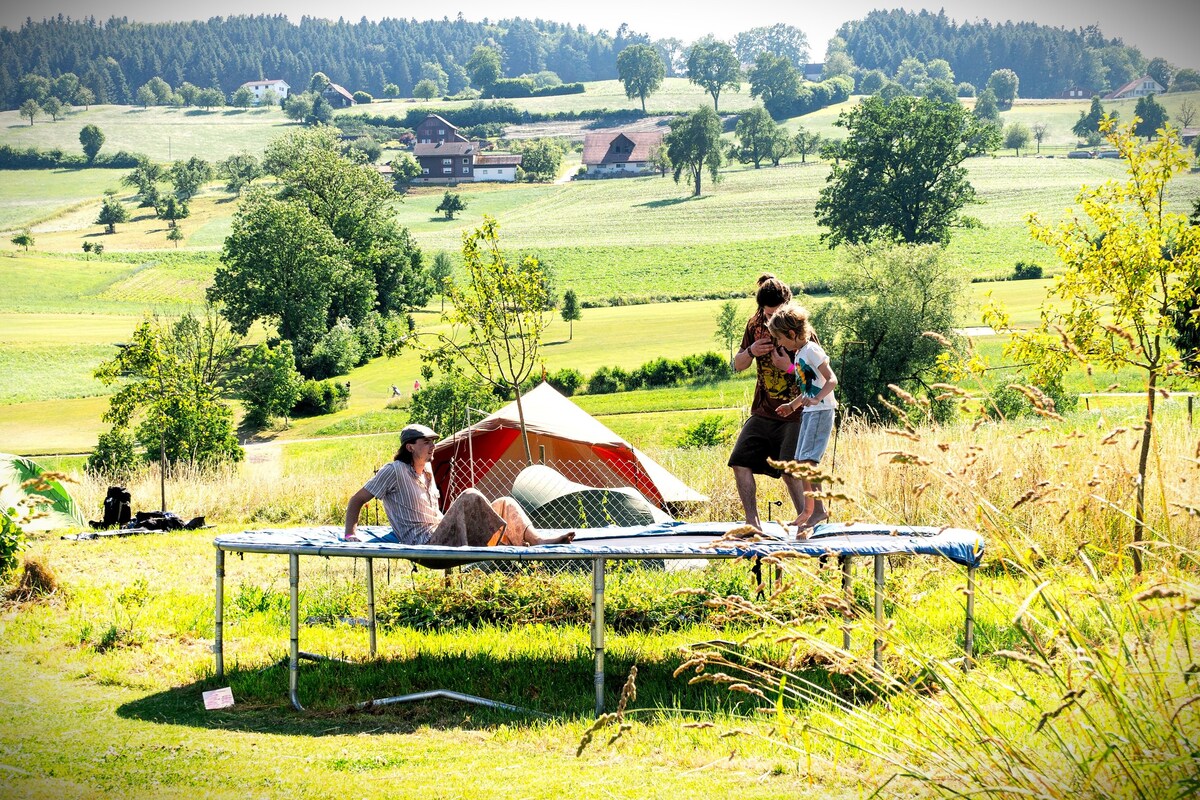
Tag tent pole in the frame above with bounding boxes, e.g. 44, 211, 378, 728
592, 557, 606, 716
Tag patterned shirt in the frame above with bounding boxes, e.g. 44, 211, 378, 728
794, 341, 837, 412
362, 460, 443, 544
740, 312, 799, 421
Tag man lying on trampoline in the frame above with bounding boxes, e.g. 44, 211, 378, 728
343, 424, 576, 548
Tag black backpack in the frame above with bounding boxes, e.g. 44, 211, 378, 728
89, 486, 132, 530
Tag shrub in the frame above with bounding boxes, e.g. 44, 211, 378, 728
291, 379, 350, 417
302, 319, 362, 379
587, 366, 621, 395
638, 357, 687, 388
1012, 261, 1043, 280
546, 368, 584, 396
351, 91, 373, 104
85, 427, 138, 479
677, 414, 736, 448
407, 372, 502, 434
0, 512, 25, 579
984, 381, 1078, 420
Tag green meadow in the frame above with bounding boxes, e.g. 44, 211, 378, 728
1, 88, 1198, 800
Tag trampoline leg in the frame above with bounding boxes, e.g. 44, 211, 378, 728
841, 555, 852, 652
873, 555, 885, 672
366, 557, 377, 658
289, 553, 304, 712
215, 548, 224, 679
592, 557, 606, 716
964, 566, 976, 672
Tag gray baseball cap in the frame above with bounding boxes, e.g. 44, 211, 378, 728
400, 423, 439, 445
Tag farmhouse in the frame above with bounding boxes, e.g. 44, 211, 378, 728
322, 82, 356, 107
411, 114, 522, 183
580, 131, 663, 177
1104, 75, 1164, 100
238, 79, 290, 104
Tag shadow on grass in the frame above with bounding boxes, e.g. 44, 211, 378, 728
116, 649, 813, 733
635, 196, 706, 209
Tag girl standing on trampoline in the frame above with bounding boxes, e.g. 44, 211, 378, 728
767, 303, 838, 534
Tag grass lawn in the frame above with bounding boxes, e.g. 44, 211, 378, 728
0, 168, 126, 232
0, 104, 301, 163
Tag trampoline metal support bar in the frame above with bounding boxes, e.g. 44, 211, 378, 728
366, 558, 377, 658
592, 557, 606, 716
840, 555, 852, 652
873, 555, 885, 672
215, 548, 224, 679
289, 553, 303, 711
964, 566, 976, 672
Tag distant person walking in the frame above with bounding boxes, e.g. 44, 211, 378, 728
767, 302, 837, 533
727, 274, 827, 533
391, 384, 402, 398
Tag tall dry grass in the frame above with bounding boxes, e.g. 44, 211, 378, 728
665, 395, 1199, 798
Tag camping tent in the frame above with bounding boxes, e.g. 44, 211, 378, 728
431, 383, 707, 514
511, 464, 672, 529
0, 452, 86, 532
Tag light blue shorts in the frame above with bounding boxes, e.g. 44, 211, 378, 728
794, 408, 835, 463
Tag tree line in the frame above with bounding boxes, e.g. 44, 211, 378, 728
0, 14, 650, 110
837, 8, 1190, 99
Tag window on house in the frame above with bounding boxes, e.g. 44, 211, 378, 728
443, 167, 452, 174
422, 168, 429, 175
438, 129, 445, 135
481, 169, 488, 175
443, 158, 452, 165
463, 158, 469, 164
462, 167, 469, 174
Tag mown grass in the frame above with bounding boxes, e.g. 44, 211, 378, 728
0, 103, 300, 163
2, 391, 1195, 798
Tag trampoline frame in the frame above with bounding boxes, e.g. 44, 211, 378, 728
214, 530, 978, 717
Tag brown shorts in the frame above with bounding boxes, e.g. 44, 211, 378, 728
727, 414, 801, 478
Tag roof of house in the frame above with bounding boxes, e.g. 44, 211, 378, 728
1104, 75, 1164, 99
474, 153, 522, 166
418, 114, 457, 129
323, 82, 355, 101
414, 141, 478, 157
241, 79, 290, 88
581, 131, 664, 165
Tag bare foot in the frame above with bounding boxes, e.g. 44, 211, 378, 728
802, 511, 829, 530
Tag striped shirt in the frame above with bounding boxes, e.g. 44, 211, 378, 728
362, 460, 443, 545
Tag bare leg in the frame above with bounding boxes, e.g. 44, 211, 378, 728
430, 489, 505, 547
492, 497, 574, 545
782, 473, 808, 530
733, 466, 761, 529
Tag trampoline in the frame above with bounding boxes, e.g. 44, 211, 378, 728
213, 521, 984, 716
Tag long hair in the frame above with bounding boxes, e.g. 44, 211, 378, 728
766, 302, 814, 346
394, 445, 413, 464
755, 273, 792, 310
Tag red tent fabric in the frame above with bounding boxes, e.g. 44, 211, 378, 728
430, 383, 707, 511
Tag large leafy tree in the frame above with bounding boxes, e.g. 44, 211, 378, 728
96, 197, 129, 234
427, 216, 550, 465
212, 128, 426, 370
813, 244, 965, 420
234, 341, 303, 429
213, 189, 361, 356
734, 105, 779, 168
616, 44, 665, 112
733, 24, 809, 68
79, 124, 104, 164
467, 45, 502, 91
748, 52, 800, 118
1133, 95, 1168, 139
93, 310, 243, 470
686, 37, 741, 113
815, 95, 1000, 247
986, 68, 1019, 108
666, 105, 723, 197
168, 156, 214, 202
990, 119, 1200, 574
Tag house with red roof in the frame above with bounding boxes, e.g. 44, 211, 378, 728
1104, 75, 1165, 100
581, 131, 664, 177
